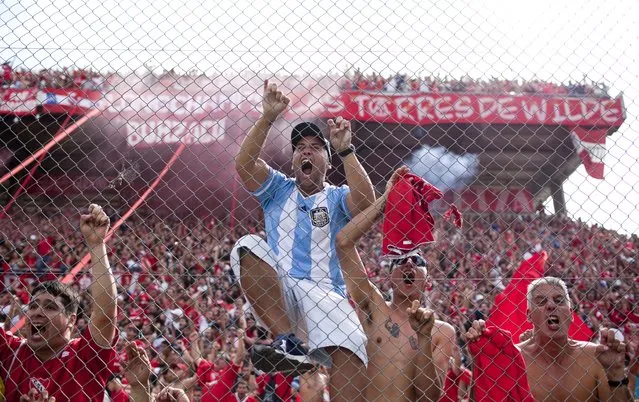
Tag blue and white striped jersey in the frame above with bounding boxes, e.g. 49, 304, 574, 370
251, 167, 352, 297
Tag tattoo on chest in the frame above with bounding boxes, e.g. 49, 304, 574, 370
409, 335, 418, 350
384, 317, 400, 337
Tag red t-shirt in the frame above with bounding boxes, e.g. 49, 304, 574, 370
36, 238, 53, 257
0, 327, 116, 401
198, 360, 241, 402
256, 373, 293, 401
438, 368, 472, 402
227, 394, 259, 402
627, 311, 639, 323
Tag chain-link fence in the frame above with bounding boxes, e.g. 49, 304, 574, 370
1, 0, 638, 401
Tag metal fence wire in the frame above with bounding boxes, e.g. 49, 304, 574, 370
0, 0, 638, 401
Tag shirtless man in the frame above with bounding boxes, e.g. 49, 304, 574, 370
466, 276, 633, 401
335, 167, 455, 401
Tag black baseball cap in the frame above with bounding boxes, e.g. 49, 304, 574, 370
291, 122, 331, 159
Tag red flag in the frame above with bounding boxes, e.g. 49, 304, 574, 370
487, 251, 593, 343
570, 127, 606, 180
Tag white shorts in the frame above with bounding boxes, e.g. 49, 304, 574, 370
231, 234, 368, 367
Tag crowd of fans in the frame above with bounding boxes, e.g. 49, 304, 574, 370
340, 68, 612, 98
1, 62, 105, 90
1, 206, 637, 401
2, 62, 612, 99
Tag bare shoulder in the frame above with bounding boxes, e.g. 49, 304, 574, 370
571, 340, 602, 360
432, 320, 455, 343
517, 339, 600, 364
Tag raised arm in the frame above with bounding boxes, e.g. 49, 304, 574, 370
335, 167, 407, 310
235, 80, 290, 192
335, 191, 386, 312
233, 328, 247, 366
124, 343, 152, 402
430, 321, 456, 400
188, 331, 204, 367
82, 204, 117, 348
407, 300, 441, 402
595, 327, 634, 401
3, 293, 21, 332
328, 117, 375, 216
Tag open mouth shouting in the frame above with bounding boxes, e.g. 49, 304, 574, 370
29, 321, 49, 341
546, 315, 560, 330
301, 159, 313, 176
402, 270, 416, 286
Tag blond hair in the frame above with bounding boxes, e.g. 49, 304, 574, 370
527, 276, 571, 309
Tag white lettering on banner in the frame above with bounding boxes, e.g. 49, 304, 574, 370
580, 99, 600, 121
552, 103, 567, 123
394, 96, 414, 120
564, 102, 583, 122
415, 96, 435, 121
521, 99, 547, 121
434, 96, 454, 119
600, 100, 621, 124
7, 90, 35, 102
352, 94, 370, 118
321, 94, 345, 114
369, 97, 391, 118
478, 97, 498, 118
1, 100, 37, 113
106, 93, 226, 117
497, 97, 517, 120
327, 92, 625, 127
0, 88, 626, 129
126, 118, 226, 146
454, 96, 473, 118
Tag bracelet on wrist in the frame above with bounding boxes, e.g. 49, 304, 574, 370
607, 377, 629, 387
337, 144, 355, 158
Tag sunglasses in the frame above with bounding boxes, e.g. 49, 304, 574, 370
390, 255, 427, 268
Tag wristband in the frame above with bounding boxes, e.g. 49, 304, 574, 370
337, 144, 355, 158
607, 377, 628, 387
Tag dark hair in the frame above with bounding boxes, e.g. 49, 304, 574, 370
31, 281, 79, 316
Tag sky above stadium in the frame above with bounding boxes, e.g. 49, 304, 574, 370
1, 0, 639, 234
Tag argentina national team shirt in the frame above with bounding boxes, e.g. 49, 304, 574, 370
251, 167, 352, 297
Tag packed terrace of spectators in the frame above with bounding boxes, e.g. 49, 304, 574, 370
1, 62, 105, 90
1, 206, 637, 400
2, 62, 611, 98
340, 68, 611, 97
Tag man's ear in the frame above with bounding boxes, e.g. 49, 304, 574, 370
68, 313, 77, 328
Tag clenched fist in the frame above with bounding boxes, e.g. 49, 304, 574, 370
465, 320, 486, 343
407, 300, 435, 337
262, 80, 290, 122
327, 116, 352, 153
80, 204, 109, 248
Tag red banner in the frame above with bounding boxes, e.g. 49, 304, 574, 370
324, 91, 625, 127
0, 84, 625, 148
444, 187, 535, 213
0, 88, 101, 115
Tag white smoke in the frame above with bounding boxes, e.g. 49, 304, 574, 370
405, 145, 479, 192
